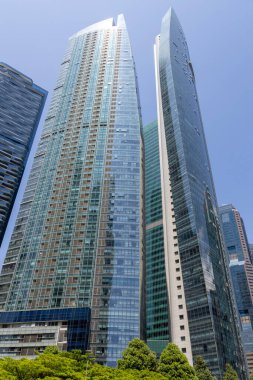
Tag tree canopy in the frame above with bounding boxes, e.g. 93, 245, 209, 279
89, 365, 167, 379
158, 343, 198, 380
194, 356, 216, 380
223, 364, 239, 380
0, 340, 199, 380
117, 338, 157, 371
0, 348, 89, 380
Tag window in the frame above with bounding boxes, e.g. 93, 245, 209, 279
222, 213, 229, 223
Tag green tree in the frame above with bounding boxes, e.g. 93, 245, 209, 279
194, 356, 216, 380
88, 363, 117, 379
60, 348, 94, 372
117, 338, 157, 371
250, 372, 253, 380
34, 349, 84, 379
0, 360, 16, 380
37, 377, 62, 380
133, 369, 167, 379
0, 357, 54, 380
158, 343, 198, 380
42, 346, 60, 355
0, 349, 88, 380
89, 365, 167, 380
223, 364, 239, 380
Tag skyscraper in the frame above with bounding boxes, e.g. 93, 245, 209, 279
0, 16, 144, 366
144, 121, 170, 354
219, 204, 253, 374
0, 63, 47, 246
152, 8, 246, 378
250, 245, 253, 262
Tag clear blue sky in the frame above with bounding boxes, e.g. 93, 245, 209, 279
0, 0, 253, 262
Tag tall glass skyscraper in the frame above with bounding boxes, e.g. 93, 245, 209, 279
219, 204, 253, 374
0, 16, 144, 366
153, 8, 246, 379
0, 63, 47, 246
144, 121, 170, 354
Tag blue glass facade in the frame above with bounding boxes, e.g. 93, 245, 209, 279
0, 63, 47, 245
230, 264, 253, 317
219, 204, 253, 374
155, 8, 246, 379
0, 16, 143, 366
0, 308, 90, 352
219, 205, 250, 263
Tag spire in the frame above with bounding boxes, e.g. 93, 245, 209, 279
70, 18, 114, 39
162, 7, 180, 28
117, 14, 126, 28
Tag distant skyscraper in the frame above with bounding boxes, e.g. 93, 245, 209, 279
152, 8, 246, 379
0, 16, 144, 366
250, 245, 253, 262
0, 63, 47, 245
219, 204, 253, 374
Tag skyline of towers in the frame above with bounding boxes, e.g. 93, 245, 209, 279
0, 7, 251, 379
0, 63, 47, 246
153, 8, 246, 379
0, 15, 144, 366
219, 204, 253, 374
